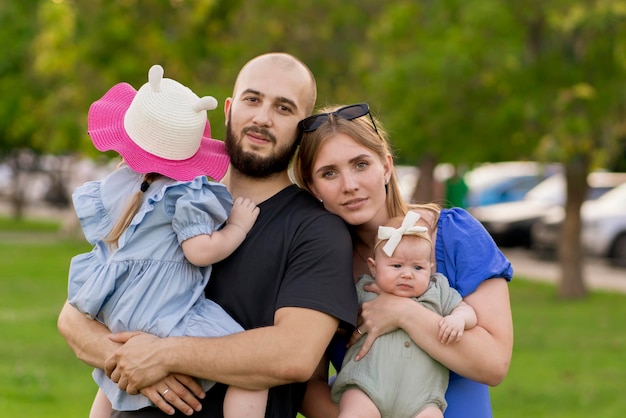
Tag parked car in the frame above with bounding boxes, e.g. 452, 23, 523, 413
532, 182, 626, 267
530, 205, 566, 258
470, 172, 626, 247
464, 161, 561, 208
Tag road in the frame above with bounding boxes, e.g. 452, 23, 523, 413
503, 248, 626, 294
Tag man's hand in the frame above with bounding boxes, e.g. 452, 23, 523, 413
105, 331, 168, 395
140, 374, 205, 416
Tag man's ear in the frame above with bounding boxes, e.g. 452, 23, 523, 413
224, 97, 233, 125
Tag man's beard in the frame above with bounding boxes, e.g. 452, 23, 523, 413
224, 118, 297, 178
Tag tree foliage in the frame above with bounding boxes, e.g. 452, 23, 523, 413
1, 0, 625, 296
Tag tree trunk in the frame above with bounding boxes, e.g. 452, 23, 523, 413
8, 159, 25, 221
557, 157, 589, 299
411, 153, 438, 204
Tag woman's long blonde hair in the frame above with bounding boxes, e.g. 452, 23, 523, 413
293, 104, 441, 230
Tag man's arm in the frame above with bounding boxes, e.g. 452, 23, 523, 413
57, 301, 120, 368
58, 301, 206, 415
107, 306, 339, 394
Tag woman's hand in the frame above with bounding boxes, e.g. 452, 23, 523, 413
139, 374, 205, 416
351, 282, 414, 361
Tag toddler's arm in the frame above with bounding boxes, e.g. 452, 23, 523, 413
438, 301, 477, 345
182, 197, 259, 267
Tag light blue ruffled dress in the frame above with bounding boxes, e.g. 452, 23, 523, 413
68, 165, 243, 411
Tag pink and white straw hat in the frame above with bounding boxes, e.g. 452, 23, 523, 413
87, 64, 229, 181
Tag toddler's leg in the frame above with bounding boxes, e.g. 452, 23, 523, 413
414, 404, 444, 418
223, 386, 268, 418
89, 388, 113, 418
338, 388, 381, 418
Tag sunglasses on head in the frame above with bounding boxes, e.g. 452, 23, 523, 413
298, 103, 379, 136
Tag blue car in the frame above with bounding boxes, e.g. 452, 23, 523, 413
472, 171, 626, 248
465, 162, 561, 208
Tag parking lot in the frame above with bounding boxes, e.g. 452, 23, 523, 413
3, 160, 625, 294
504, 247, 626, 294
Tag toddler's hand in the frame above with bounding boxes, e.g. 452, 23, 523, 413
227, 197, 259, 235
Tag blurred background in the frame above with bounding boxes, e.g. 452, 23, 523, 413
2, 1, 626, 416
3, 0, 625, 297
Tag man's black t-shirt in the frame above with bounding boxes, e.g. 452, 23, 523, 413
113, 185, 357, 418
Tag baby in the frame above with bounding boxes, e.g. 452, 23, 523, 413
331, 211, 478, 418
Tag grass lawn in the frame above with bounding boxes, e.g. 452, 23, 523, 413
0, 219, 94, 418
1, 217, 625, 417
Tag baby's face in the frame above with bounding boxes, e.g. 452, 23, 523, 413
370, 237, 432, 298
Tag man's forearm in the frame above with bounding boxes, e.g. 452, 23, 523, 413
164, 325, 319, 389
57, 301, 119, 368
174, 308, 337, 389
108, 307, 339, 393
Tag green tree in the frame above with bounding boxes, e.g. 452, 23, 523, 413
0, 0, 236, 217
2, 0, 625, 299
364, 0, 626, 298
365, 1, 536, 202
511, 1, 626, 298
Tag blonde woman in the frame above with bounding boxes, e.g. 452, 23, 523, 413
294, 103, 513, 418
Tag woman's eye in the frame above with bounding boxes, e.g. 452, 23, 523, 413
356, 161, 368, 169
322, 170, 337, 178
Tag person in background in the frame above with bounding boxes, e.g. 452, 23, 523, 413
293, 103, 513, 418
444, 165, 469, 209
66, 64, 263, 417
58, 53, 358, 418
332, 211, 477, 418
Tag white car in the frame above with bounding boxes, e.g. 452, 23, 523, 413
475, 171, 626, 248
532, 181, 626, 267
581, 183, 626, 267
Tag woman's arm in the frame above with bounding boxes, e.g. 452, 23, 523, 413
300, 355, 339, 418
357, 278, 512, 386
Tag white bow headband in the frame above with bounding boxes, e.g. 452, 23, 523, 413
378, 211, 429, 257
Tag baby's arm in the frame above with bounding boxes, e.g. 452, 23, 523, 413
182, 197, 259, 267
438, 301, 478, 345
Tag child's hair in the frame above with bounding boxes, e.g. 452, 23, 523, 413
373, 214, 433, 257
105, 172, 162, 248
407, 202, 441, 231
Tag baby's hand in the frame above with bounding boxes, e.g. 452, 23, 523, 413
227, 197, 259, 235
438, 315, 466, 344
